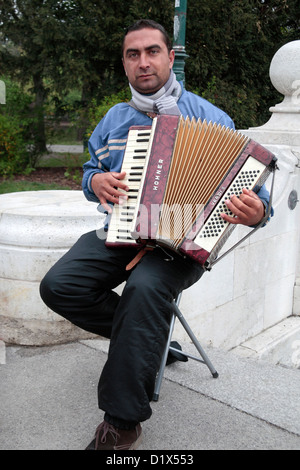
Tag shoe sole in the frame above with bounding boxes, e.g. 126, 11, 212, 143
129, 433, 142, 450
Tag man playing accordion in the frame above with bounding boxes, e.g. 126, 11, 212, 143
40, 19, 271, 450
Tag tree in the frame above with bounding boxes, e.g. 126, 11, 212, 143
0, 0, 174, 145
0, 0, 83, 152
184, 0, 300, 128
1, 0, 299, 148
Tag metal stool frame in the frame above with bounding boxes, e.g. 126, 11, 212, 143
153, 293, 218, 401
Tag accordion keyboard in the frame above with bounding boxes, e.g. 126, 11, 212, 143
193, 156, 267, 252
106, 128, 153, 245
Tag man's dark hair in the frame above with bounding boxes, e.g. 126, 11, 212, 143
122, 19, 173, 56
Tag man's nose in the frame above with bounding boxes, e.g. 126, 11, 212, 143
139, 52, 150, 69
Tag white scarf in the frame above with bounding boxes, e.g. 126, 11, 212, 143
129, 70, 182, 116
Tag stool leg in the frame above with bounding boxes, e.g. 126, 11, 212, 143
153, 294, 219, 402
172, 300, 218, 378
152, 313, 176, 402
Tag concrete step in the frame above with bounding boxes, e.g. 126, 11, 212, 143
233, 316, 300, 368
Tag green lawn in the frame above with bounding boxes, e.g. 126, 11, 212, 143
38, 153, 87, 168
0, 117, 88, 196
46, 122, 83, 146
0, 151, 86, 194
0, 180, 73, 194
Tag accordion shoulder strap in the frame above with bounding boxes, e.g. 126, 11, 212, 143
125, 244, 155, 271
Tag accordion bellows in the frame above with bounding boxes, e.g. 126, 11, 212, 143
106, 115, 276, 268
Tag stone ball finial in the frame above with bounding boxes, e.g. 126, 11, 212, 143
269, 40, 300, 110
246, 40, 300, 139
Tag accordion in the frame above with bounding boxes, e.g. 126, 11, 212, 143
105, 115, 277, 269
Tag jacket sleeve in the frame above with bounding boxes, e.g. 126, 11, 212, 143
82, 117, 110, 203
256, 183, 274, 225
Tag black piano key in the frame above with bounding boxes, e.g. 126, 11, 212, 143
137, 132, 151, 136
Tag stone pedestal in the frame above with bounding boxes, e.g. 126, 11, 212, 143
0, 190, 103, 345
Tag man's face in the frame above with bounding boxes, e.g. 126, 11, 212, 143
122, 28, 175, 94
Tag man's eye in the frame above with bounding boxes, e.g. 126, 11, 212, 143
127, 51, 138, 59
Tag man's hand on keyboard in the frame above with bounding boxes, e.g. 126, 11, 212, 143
91, 172, 129, 213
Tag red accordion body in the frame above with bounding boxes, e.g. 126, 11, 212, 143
105, 115, 276, 268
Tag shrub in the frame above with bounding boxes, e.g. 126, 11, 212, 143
85, 88, 131, 144
192, 76, 262, 130
0, 114, 30, 177
0, 76, 41, 175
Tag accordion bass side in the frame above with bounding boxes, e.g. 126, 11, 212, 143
105, 115, 277, 269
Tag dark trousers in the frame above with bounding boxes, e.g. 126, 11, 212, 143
40, 229, 204, 425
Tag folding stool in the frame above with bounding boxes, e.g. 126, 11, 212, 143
153, 293, 219, 401
151, 144, 278, 402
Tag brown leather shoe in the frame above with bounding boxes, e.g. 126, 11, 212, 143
85, 421, 142, 450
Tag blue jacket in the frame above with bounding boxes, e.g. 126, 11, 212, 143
82, 85, 271, 215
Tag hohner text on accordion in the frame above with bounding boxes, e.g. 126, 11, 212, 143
152, 159, 164, 191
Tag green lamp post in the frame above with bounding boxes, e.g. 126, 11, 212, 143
173, 0, 188, 85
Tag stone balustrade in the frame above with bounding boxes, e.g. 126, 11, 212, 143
0, 191, 103, 345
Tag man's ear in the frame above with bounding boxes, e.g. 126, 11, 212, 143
169, 49, 175, 69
